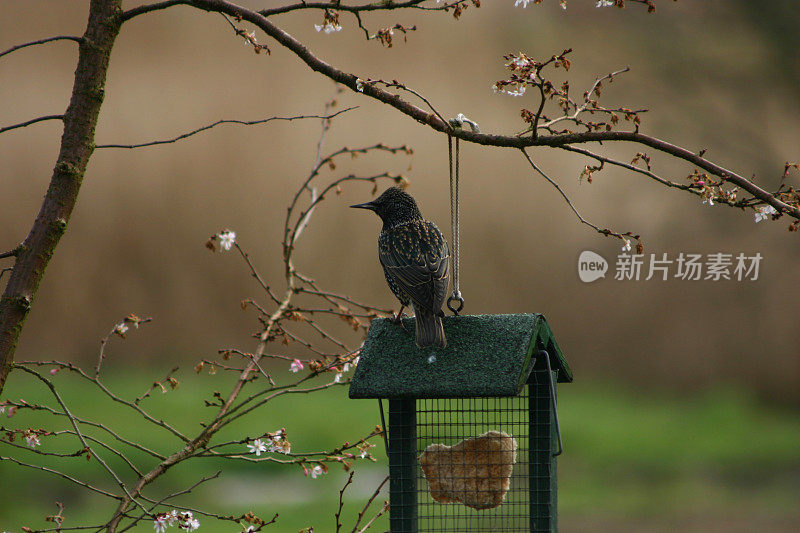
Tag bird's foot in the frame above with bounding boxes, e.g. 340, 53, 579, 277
391, 309, 411, 334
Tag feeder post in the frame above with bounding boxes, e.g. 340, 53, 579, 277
388, 398, 417, 532
529, 369, 559, 532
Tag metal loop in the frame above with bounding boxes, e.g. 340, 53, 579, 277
447, 294, 464, 315
448, 113, 481, 133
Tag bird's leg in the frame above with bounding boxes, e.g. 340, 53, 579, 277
392, 305, 410, 333
392, 305, 405, 322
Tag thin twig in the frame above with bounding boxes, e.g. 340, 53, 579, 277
558, 144, 694, 191
96, 317, 153, 376
10, 363, 167, 459
0, 455, 120, 500
13, 366, 152, 517
217, 378, 349, 430
354, 501, 389, 533
520, 148, 618, 237
95, 108, 355, 149
134, 366, 180, 405
351, 475, 389, 533
50, 430, 144, 477
142, 471, 221, 509
234, 247, 283, 305
0, 114, 63, 135
0, 36, 81, 59
335, 471, 355, 532
367, 79, 448, 130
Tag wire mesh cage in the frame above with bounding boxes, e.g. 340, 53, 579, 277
350, 314, 572, 533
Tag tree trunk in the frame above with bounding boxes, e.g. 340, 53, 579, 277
0, 0, 123, 393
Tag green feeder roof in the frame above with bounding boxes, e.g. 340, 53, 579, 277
349, 313, 572, 399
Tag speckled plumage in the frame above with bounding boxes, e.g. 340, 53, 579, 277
351, 187, 450, 348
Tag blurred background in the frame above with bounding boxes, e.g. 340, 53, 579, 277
1, 0, 798, 531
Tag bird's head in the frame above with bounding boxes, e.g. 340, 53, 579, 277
350, 187, 423, 228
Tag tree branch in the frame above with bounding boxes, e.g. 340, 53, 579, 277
0, 0, 124, 395
121, 0, 467, 21
260, 1, 434, 17
121, 0, 188, 21
0, 248, 21, 260
0, 36, 82, 60
134, 0, 795, 221
0, 115, 64, 135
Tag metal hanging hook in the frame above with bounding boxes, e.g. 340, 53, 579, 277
447, 292, 464, 315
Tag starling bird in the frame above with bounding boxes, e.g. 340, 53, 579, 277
351, 187, 450, 348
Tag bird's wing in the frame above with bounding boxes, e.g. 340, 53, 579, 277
379, 221, 449, 313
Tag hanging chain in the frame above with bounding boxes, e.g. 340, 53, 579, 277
447, 135, 464, 315
446, 114, 478, 315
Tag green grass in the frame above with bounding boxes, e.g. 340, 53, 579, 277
1, 369, 798, 532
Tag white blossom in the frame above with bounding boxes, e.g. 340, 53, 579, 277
703, 195, 715, 206
289, 359, 304, 373
314, 22, 342, 34
506, 57, 528, 69
183, 517, 200, 532
115, 322, 129, 335
621, 238, 632, 252
242, 30, 257, 45
514, 0, 532, 7
310, 465, 325, 479
358, 443, 375, 459
596, 0, 615, 6
25, 433, 41, 449
154, 515, 169, 533
247, 439, 268, 456
355, 78, 365, 93
333, 373, 343, 383
753, 205, 778, 223
493, 83, 526, 97
218, 231, 236, 251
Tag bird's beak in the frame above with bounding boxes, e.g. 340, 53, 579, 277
350, 201, 376, 211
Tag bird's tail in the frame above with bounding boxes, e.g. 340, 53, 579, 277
413, 306, 446, 348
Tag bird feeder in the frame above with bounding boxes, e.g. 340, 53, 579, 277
349, 313, 573, 532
